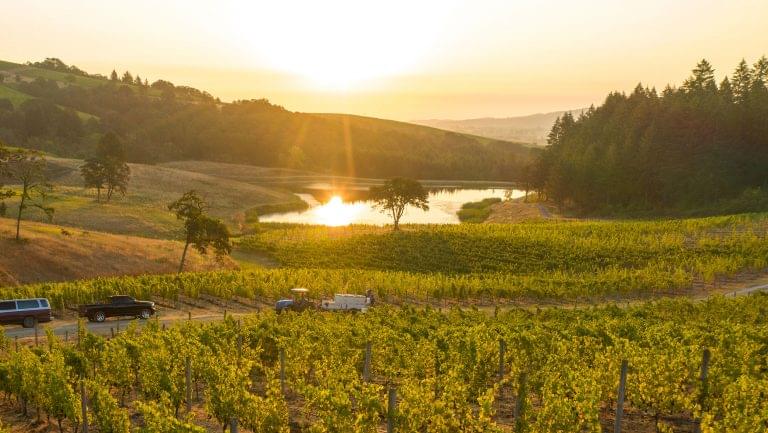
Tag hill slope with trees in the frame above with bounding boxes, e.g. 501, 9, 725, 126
528, 57, 768, 215
0, 58, 530, 181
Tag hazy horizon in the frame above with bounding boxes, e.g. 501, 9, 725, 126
3, 0, 768, 120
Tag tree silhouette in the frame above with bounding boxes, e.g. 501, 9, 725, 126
369, 178, 429, 230
169, 191, 231, 273
5, 149, 54, 240
80, 132, 130, 201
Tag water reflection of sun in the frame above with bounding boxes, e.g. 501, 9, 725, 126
314, 196, 364, 226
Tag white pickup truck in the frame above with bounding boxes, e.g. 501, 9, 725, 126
321, 294, 371, 313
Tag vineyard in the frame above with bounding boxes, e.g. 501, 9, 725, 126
1, 293, 767, 432
0, 266, 702, 311
0, 214, 766, 309
240, 214, 768, 275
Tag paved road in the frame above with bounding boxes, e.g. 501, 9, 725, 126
4, 282, 768, 341
1, 312, 240, 341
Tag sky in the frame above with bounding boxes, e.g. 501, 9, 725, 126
2, 0, 768, 120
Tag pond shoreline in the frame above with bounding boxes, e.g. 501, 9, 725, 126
260, 188, 525, 226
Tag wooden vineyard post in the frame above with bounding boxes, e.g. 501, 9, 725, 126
65, 330, 69, 343
279, 348, 286, 396
188, 310, 192, 322
116, 317, 120, 333
614, 360, 628, 433
230, 322, 243, 432
498, 339, 506, 379
185, 356, 192, 413
14, 335, 17, 351
80, 380, 88, 433
514, 372, 527, 433
237, 334, 243, 364
434, 351, 441, 398
387, 386, 397, 433
693, 348, 711, 433
363, 342, 372, 382
34, 321, 38, 347
110, 327, 114, 338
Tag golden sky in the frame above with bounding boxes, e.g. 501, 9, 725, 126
2, 0, 768, 120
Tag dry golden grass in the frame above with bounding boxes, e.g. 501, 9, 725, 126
0, 157, 303, 239
0, 218, 236, 287
484, 198, 553, 223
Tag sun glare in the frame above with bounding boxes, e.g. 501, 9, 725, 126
314, 195, 364, 226
230, 1, 451, 90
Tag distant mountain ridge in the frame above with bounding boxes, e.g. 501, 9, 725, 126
415, 109, 587, 145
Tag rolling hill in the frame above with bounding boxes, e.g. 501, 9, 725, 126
415, 109, 586, 145
0, 58, 531, 181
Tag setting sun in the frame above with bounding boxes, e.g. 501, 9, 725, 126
229, 1, 450, 90
313, 195, 365, 226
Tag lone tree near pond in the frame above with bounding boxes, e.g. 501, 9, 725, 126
169, 190, 231, 273
369, 178, 429, 231
80, 132, 130, 202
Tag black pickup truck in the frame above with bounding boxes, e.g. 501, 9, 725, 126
78, 295, 156, 322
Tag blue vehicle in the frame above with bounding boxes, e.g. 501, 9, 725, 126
275, 288, 316, 313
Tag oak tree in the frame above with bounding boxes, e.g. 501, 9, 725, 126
5, 149, 54, 240
169, 191, 231, 273
369, 178, 429, 231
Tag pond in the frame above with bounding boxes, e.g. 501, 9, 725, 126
260, 187, 525, 226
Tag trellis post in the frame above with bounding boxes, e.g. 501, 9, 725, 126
614, 360, 628, 433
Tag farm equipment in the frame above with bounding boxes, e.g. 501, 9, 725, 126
275, 288, 316, 313
321, 293, 371, 313
275, 288, 374, 313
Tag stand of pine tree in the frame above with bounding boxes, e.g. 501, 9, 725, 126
529, 57, 768, 215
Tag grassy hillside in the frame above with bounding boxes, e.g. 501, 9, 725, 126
2, 157, 304, 238
0, 218, 235, 287
0, 58, 531, 181
0, 84, 32, 107
0, 59, 108, 88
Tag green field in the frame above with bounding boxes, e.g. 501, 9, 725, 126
0, 83, 98, 120
457, 197, 502, 222
0, 60, 21, 71
0, 59, 112, 88
0, 84, 33, 106
1, 293, 765, 432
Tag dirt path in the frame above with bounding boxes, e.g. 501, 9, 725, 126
485, 200, 546, 223
723, 282, 768, 297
